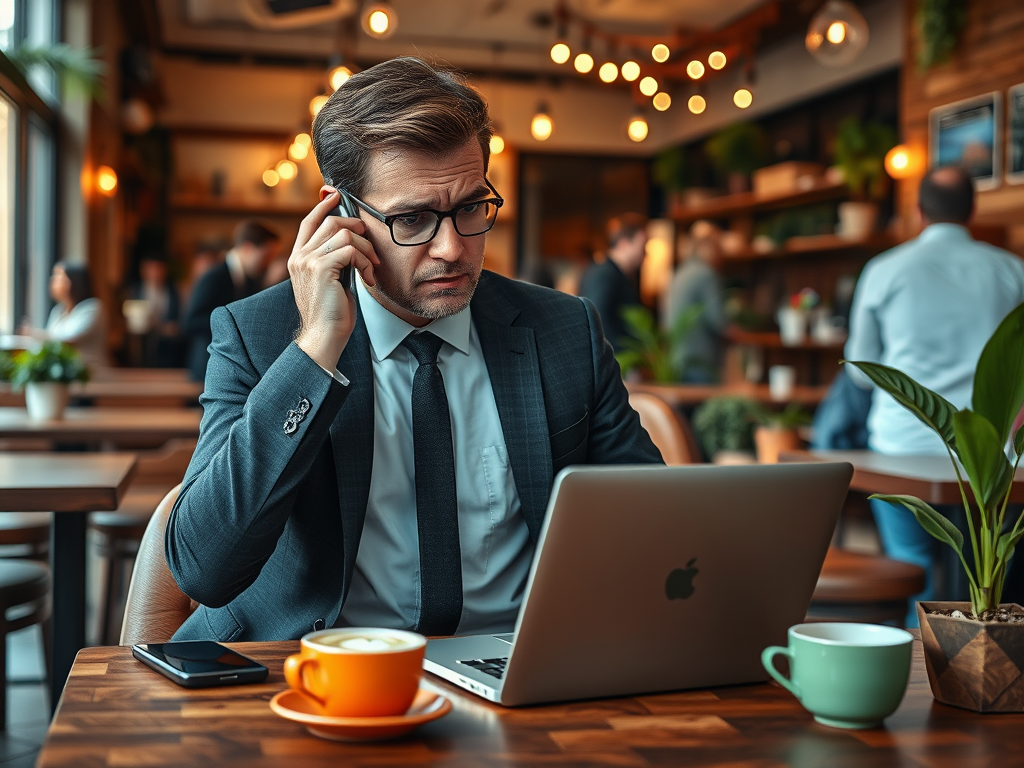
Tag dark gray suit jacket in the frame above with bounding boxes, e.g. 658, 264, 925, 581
166, 271, 662, 641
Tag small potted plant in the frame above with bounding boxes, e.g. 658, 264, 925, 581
615, 305, 702, 384
692, 396, 758, 464
750, 403, 812, 464
833, 116, 897, 240
9, 341, 89, 421
704, 122, 769, 195
846, 301, 1024, 712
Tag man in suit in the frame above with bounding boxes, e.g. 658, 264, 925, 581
166, 57, 662, 642
181, 220, 280, 381
578, 213, 648, 351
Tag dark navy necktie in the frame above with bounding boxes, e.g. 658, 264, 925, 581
402, 331, 463, 636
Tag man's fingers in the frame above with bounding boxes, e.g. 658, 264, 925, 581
295, 191, 341, 247
317, 227, 379, 265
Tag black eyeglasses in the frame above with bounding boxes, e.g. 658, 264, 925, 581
344, 180, 504, 247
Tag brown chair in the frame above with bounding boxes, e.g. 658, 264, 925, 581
808, 547, 927, 627
120, 484, 199, 645
0, 560, 50, 728
0, 512, 50, 560
628, 392, 699, 465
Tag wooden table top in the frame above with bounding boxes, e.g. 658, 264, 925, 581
0, 407, 202, 442
0, 380, 203, 406
783, 449, 1024, 504
627, 381, 829, 408
0, 452, 136, 511
38, 637, 1024, 767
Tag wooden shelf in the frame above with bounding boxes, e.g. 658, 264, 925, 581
727, 329, 845, 350
720, 234, 896, 264
169, 197, 312, 217
669, 181, 848, 222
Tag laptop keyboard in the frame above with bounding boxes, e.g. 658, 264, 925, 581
457, 657, 508, 679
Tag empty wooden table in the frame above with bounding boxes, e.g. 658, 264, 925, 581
0, 407, 202, 446
0, 452, 136, 711
38, 637, 1024, 767
627, 381, 829, 408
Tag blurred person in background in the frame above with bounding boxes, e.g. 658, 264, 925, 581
182, 220, 280, 381
126, 253, 182, 368
663, 230, 726, 383
577, 213, 648, 351
20, 262, 108, 369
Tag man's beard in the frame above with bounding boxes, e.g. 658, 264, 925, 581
371, 265, 481, 321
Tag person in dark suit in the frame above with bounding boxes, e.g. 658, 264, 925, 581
166, 57, 662, 643
181, 221, 280, 381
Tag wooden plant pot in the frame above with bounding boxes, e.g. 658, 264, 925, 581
918, 601, 1024, 712
754, 426, 802, 464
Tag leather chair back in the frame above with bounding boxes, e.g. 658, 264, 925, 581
628, 392, 699, 465
119, 484, 198, 645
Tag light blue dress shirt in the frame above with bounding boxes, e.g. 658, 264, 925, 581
338, 276, 532, 634
845, 223, 1024, 455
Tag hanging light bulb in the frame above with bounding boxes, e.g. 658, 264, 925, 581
708, 51, 727, 70
627, 114, 649, 142
551, 42, 571, 64
276, 159, 298, 181
490, 134, 505, 155
362, 1, 397, 39
295, 133, 312, 148
531, 103, 553, 141
599, 62, 618, 83
733, 88, 753, 108
688, 94, 707, 114
686, 60, 705, 79
309, 94, 329, 117
651, 44, 670, 63
884, 144, 922, 179
574, 52, 594, 74
96, 166, 118, 197
805, 0, 869, 67
329, 65, 353, 91
288, 142, 309, 161
653, 92, 671, 111
263, 168, 280, 187
621, 61, 641, 81
639, 76, 658, 97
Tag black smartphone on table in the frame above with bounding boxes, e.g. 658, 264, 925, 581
132, 641, 269, 688
328, 189, 358, 288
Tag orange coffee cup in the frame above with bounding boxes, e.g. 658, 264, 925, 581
283, 628, 426, 718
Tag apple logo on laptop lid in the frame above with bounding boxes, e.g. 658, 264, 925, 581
665, 558, 699, 600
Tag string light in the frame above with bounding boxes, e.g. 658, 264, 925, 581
653, 92, 671, 111
827, 21, 846, 43
329, 65, 352, 90
309, 94, 328, 117
263, 169, 280, 187
621, 61, 640, 81
627, 115, 649, 142
362, 2, 396, 39
805, 0, 870, 67
708, 51, 727, 70
599, 62, 618, 83
96, 166, 118, 196
551, 42, 571, 64
639, 76, 658, 97
574, 52, 594, 74
490, 134, 505, 155
288, 142, 308, 161
688, 95, 707, 114
531, 104, 553, 141
733, 88, 753, 108
276, 160, 297, 181
651, 44, 670, 63
686, 60, 705, 79
295, 133, 312, 148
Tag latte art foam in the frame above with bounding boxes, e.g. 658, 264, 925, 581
310, 630, 421, 652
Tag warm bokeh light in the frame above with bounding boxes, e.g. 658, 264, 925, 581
276, 160, 297, 180
599, 62, 618, 83
652, 44, 670, 63
686, 60, 705, 79
329, 65, 352, 90
826, 21, 847, 44
708, 51, 727, 70
288, 142, 309, 161
550, 42, 571, 64
621, 61, 641, 81
884, 144, 921, 179
263, 169, 280, 187
489, 134, 505, 155
733, 88, 753, 108
295, 133, 312, 148
653, 92, 671, 111
309, 94, 328, 117
639, 76, 658, 96
627, 116, 649, 142
574, 52, 594, 74
96, 165, 118, 196
688, 95, 707, 114
531, 112, 553, 141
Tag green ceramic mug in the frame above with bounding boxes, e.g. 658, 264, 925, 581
761, 623, 913, 729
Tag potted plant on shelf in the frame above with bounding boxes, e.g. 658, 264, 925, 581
750, 403, 812, 464
846, 301, 1024, 712
615, 305, 703, 384
704, 122, 769, 195
692, 395, 758, 464
832, 116, 897, 240
9, 341, 89, 421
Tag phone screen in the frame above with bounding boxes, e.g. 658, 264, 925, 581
138, 641, 262, 675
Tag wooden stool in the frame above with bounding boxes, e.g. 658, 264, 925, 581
0, 512, 50, 560
0, 560, 50, 728
808, 547, 927, 627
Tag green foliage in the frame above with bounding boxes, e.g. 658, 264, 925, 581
750, 402, 812, 430
704, 123, 769, 178
845, 301, 1024, 618
8, 342, 89, 390
692, 396, 757, 459
652, 146, 692, 192
833, 117, 898, 202
0, 351, 12, 382
4, 44, 105, 99
616, 304, 702, 384
915, 0, 967, 70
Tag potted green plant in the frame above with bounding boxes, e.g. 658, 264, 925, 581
692, 395, 758, 464
615, 305, 702, 384
845, 301, 1024, 712
704, 122, 769, 195
9, 341, 89, 421
750, 403, 812, 464
833, 117, 897, 240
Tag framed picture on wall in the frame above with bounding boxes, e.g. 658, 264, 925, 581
929, 92, 1001, 191
1007, 83, 1024, 185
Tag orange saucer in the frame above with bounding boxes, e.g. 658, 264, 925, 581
269, 687, 452, 742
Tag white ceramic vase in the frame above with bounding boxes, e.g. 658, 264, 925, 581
24, 382, 69, 421
777, 308, 808, 346
836, 202, 879, 241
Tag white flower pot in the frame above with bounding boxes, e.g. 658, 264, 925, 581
24, 382, 70, 421
836, 202, 879, 241
777, 308, 808, 346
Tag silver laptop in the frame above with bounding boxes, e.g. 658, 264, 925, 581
424, 462, 853, 706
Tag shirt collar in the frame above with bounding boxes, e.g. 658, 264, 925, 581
917, 223, 972, 243
355, 275, 472, 361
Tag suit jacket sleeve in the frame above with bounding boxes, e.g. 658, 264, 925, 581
165, 305, 349, 607
182, 269, 226, 339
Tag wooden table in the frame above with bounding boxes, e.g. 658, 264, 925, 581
38, 637, 1024, 767
782, 449, 1024, 504
0, 452, 136, 711
0, 407, 202, 445
627, 381, 829, 408
0, 380, 203, 407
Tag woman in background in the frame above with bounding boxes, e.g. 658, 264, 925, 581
21, 262, 108, 369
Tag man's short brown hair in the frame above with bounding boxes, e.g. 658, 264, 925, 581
233, 220, 279, 249
311, 57, 493, 197
607, 213, 648, 249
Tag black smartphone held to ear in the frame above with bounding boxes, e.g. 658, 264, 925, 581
132, 641, 269, 688
328, 189, 358, 288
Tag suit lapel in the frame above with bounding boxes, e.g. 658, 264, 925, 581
472, 275, 551, 542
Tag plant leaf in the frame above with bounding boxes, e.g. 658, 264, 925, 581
844, 360, 959, 450
870, 494, 964, 555
953, 410, 1014, 511
1014, 422, 1024, 458
997, 528, 1024, 562
972, 301, 1024, 447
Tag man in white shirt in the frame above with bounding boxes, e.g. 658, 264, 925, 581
166, 57, 662, 642
845, 165, 1024, 623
